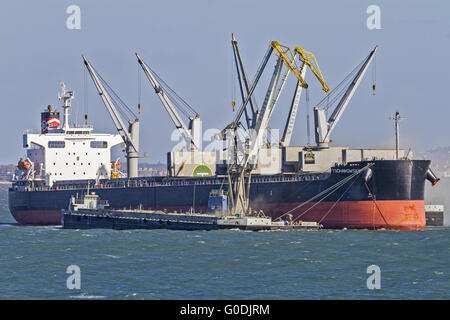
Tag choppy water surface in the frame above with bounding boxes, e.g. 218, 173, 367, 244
0, 184, 448, 299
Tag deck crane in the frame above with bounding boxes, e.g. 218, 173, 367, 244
82, 55, 140, 178
294, 47, 330, 93
231, 34, 258, 130
280, 46, 330, 147
135, 53, 201, 152
255, 42, 317, 150
224, 44, 274, 134
224, 41, 308, 216
270, 41, 308, 89
224, 41, 307, 136
314, 46, 378, 148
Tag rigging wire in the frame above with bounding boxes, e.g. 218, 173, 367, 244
138, 62, 142, 113
317, 174, 360, 224
315, 54, 368, 112
231, 43, 236, 111
290, 164, 371, 223
275, 164, 372, 222
289, 169, 362, 223
92, 65, 137, 121
163, 88, 192, 119
372, 53, 377, 95
305, 88, 311, 146
83, 67, 89, 124
147, 65, 199, 117
109, 93, 131, 124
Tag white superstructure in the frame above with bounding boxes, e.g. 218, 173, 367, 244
19, 83, 122, 186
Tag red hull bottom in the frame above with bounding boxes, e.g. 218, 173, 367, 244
12, 209, 61, 225
267, 200, 426, 230
11, 200, 426, 230
153, 200, 425, 230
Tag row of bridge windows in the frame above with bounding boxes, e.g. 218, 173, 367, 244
48, 141, 108, 148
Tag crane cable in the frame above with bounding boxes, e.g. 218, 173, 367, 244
92, 65, 138, 121
148, 66, 199, 118
138, 63, 142, 114
231, 44, 236, 112
83, 67, 89, 124
316, 54, 368, 112
372, 54, 377, 96
305, 88, 311, 146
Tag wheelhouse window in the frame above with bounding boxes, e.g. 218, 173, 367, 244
48, 141, 65, 148
90, 141, 108, 148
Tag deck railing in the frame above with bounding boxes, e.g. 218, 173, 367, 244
12, 172, 328, 192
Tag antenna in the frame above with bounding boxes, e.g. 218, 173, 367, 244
58, 81, 74, 130
389, 111, 404, 160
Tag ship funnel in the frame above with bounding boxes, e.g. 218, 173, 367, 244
425, 168, 440, 186
363, 167, 373, 183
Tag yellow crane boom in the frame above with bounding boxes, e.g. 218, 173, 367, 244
294, 46, 330, 93
270, 41, 308, 89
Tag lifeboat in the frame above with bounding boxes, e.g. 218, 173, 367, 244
111, 160, 121, 170
17, 159, 32, 170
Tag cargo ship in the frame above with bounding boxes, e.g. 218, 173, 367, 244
8, 42, 440, 230
9, 155, 438, 230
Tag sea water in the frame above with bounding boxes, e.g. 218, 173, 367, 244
0, 184, 448, 299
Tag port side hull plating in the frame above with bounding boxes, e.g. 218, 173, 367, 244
9, 160, 430, 229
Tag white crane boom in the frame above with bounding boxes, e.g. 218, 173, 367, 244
226, 41, 307, 216
280, 66, 307, 147
315, 46, 378, 147
267, 55, 296, 121
82, 55, 140, 178
281, 46, 329, 147
135, 53, 199, 151
246, 58, 283, 167
230, 52, 298, 214
226, 45, 274, 132
231, 34, 258, 129
253, 52, 301, 157
228, 41, 306, 167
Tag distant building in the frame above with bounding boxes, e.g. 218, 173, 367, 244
0, 164, 16, 181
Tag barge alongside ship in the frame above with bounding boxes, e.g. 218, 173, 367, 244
10, 159, 437, 230
61, 192, 322, 231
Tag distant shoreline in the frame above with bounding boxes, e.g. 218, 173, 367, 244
0, 181, 11, 185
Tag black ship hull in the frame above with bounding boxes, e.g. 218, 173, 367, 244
8, 160, 432, 230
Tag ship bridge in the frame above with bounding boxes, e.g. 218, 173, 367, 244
23, 126, 122, 187
19, 83, 123, 187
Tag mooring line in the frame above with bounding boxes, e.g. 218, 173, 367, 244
277, 164, 372, 223
317, 174, 360, 224
364, 182, 391, 228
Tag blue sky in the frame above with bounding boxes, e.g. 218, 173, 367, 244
0, 0, 449, 164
